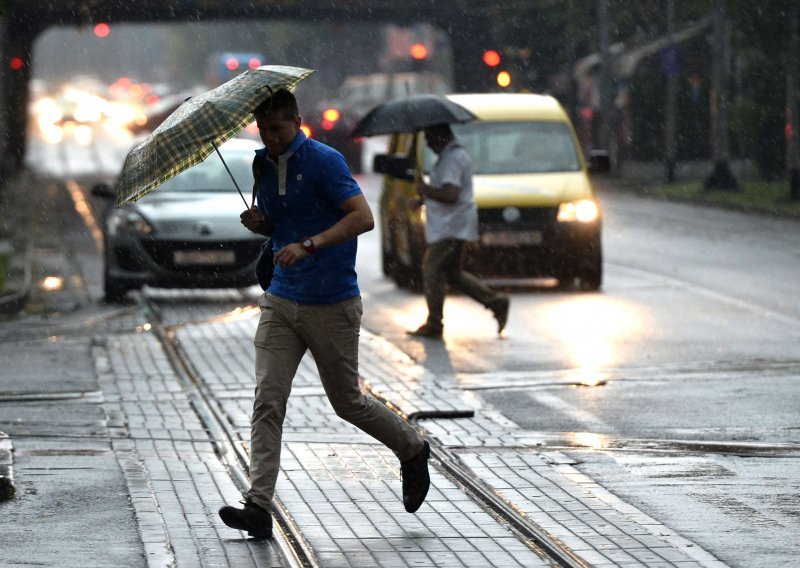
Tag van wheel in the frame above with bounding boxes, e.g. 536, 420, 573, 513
104, 274, 132, 304
579, 266, 602, 291
382, 246, 396, 277
578, 247, 603, 292
394, 262, 423, 292
555, 272, 578, 291
382, 227, 398, 277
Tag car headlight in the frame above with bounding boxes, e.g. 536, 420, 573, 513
557, 199, 600, 223
107, 209, 154, 236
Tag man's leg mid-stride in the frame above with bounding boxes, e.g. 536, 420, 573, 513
219, 293, 306, 538
302, 297, 431, 513
221, 295, 432, 538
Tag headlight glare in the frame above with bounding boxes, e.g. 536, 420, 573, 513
557, 199, 599, 223
108, 210, 154, 236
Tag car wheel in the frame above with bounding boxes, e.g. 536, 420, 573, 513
578, 244, 603, 292
104, 274, 132, 303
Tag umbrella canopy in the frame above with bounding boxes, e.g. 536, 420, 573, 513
116, 65, 314, 206
351, 94, 477, 137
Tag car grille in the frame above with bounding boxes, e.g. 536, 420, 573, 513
142, 240, 262, 274
478, 206, 557, 231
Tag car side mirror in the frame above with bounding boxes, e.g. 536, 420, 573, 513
373, 154, 415, 181
588, 149, 610, 173
91, 182, 117, 199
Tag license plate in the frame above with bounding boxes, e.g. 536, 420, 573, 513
481, 230, 543, 246
173, 250, 235, 265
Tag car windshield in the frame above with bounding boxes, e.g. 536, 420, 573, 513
157, 151, 254, 192
423, 121, 581, 175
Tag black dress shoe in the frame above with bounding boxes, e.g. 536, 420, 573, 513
219, 499, 272, 539
401, 441, 431, 513
407, 324, 443, 338
492, 296, 510, 334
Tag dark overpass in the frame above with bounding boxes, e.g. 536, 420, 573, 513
0, 0, 500, 183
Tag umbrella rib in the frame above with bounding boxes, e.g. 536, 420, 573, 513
212, 140, 249, 208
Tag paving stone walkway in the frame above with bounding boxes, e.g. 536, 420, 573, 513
168, 307, 728, 567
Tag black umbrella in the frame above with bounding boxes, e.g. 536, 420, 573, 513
351, 94, 477, 137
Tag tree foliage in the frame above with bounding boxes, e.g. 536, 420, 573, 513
486, 0, 790, 178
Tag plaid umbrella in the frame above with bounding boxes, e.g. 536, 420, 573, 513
116, 65, 314, 206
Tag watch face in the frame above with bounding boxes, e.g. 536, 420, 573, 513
303, 239, 311, 247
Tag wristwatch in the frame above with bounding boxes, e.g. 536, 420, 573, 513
301, 237, 315, 255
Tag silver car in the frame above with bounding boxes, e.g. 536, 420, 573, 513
94, 138, 265, 302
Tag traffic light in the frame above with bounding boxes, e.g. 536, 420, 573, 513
483, 50, 501, 67
9, 56, 24, 71
497, 71, 511, 88
94, 23, 110, 38
409, 43, 429, 71
409, 43, 428, 61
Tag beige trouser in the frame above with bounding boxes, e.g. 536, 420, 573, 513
247, 292, 424, 511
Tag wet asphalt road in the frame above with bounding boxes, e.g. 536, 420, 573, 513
355, 174, 800, 566
12, 134, 800, 565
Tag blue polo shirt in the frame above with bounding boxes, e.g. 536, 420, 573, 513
253, 131, 362, 304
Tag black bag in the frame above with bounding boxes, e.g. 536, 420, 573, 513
251, 156, 274, 291
255, 237, 274, 291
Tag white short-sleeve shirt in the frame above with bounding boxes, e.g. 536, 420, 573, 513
425, 141, 479, 244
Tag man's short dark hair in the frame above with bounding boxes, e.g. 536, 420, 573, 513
254, 89, 299, 121
424, 123, 453, 138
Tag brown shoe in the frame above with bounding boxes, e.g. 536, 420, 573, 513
492, 296, 510, 334
407, 324, 443, 338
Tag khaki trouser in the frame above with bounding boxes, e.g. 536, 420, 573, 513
247, 292, 424, 511
422, 238, 499, 329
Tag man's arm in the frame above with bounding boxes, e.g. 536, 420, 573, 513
274, 194, 374, 267
416, 180, 459, 204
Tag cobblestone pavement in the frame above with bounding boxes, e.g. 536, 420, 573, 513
161, 299, 728, 567
1, 282, 730, 567
96, 328, 286, 567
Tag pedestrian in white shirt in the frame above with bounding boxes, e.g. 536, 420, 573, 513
408, 123, 510, 339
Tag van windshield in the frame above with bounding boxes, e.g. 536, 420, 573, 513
423, 121, 581, 175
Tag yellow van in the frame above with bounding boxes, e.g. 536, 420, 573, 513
374, 93, 607, 291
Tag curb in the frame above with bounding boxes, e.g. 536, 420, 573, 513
0, 432, 14, 501
0, 237, 33, 316
593, 173, 800, 221
0, 171, 36, 317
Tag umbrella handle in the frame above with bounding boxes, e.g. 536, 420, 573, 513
212, 140, 249, 208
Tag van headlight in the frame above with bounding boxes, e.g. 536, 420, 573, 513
557, 199, 600, 223
108, 210, 154, 236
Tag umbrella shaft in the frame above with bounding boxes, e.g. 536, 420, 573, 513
212, 141, 249, 208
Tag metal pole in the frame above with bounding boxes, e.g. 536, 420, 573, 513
788, 0, 800, 200
704, 0, 738, 190
598, 0, 614, 170
664, 0, 678, 183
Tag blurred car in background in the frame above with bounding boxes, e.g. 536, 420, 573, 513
306, 72, 449, 173
374, 93, 608, 292
93, 138, 265, 302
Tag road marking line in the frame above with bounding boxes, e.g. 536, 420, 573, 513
612, 261, 800, 329
65, 179, 104, 252
528, 390, 615, 433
